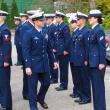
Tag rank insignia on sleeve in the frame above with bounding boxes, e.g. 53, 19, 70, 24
4, 35, 10, 42
100, 36, 104, 41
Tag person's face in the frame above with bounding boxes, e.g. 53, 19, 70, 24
34, 19, 44, 28
21, 16, 27, 22
46, 18, 53, 25
0, 16, 6, 23
71, 22, 77, 29
77, 18, 86, 27
14, 20, 20, 25
55, 16, 62, 23
88, 17, 97, 25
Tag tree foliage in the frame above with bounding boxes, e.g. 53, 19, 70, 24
0, 0, 11, 27
10, 0, 19, 28
95, 0, 110, 29
1, 0, 19, 28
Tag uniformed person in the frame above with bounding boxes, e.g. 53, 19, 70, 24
22, 12, 58, 110
14, 16, 22, 66
19, 13, 29, 100
45, 13, 58, 84
54, 11, 71, 91
87, 10, 106, 110
21, 10, 44, 100
73, 12, 91, 104
0, 10, 12, 110
20, 11, 42, 100
21, 10, 42, 100
69, 17, 80, 98
19, 13, 29, 39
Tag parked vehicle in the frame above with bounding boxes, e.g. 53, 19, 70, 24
105, 29, 110, 63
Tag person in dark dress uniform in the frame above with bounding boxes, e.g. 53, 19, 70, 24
54, 11, 71, 91
87, 10, 106, 110
18, 13, 29, 100
45, 13, 58, 84
73, 12, 91, 104
14, 16, 22, 66
22, 12, 58, 110
0, 10, 12, 110
69, 17, 80, 98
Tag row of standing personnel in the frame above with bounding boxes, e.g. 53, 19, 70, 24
0, 9, 106, 110
14, 10, 107, 110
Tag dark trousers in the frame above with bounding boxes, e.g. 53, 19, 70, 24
0, 67, 12, 108
22, 65, 28, 97
70, 63, 80, 96
28, 72, 50, 110
78, 66, 91, 100
15, 45, 22, 64
21, 46, 28, 98
80, 66, 91, 100
49, 54, 58, 81
57, 55, 69, 88
89, 67, 106, 110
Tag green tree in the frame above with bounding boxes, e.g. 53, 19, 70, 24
96, 0, 110, 10
102, 13, 110, 30
53, 0, 58, 2
95, 0, 110, 29
10, 0, 19, 28
1, 0, 8, 11
1, 0, 11, 27
96, 0, 110, 15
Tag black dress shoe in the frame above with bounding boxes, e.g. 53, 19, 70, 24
23, 96, 28, 100
6, 107, 12, 110
74, 98, 82, 103
15, 63, 22, 66
70, 94, 79, 98
70, 94, 74, 98
79, 99, 91, 104
0, 107, 6, 110
0, 107, 12, 110
38, 101, 48, 109
55, 86, 67, 91
50, 80, 58, 84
